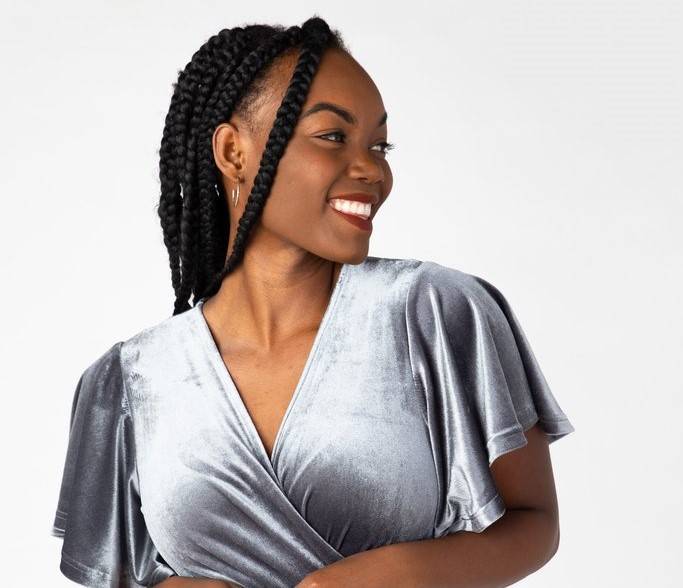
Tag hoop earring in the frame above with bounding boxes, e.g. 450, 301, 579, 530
231, 182, 240, 208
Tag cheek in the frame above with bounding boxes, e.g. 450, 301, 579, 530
377, 160, 393, 205
270, 141, 340, 200
291, 141, 341, 178
259, 147, 338, 229
383, 161, 394, 191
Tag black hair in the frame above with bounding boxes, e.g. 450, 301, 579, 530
156, 16, 349, 315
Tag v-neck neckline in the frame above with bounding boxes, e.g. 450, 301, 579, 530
192, 262, 351, 473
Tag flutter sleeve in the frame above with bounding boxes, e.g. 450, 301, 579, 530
406, 262, 575, 536
51, 341, 177, 587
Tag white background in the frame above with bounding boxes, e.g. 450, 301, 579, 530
2, 1, 681, 586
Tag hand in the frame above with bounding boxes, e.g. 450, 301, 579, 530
294, 558, 375, 588
156, 577, 242, 587
294, 546, 410, 588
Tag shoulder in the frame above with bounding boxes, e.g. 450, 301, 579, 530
407, 259, 510, 325
70, 341, 128, 420
118, 305, 196, 371
353, 255, 423, 290
355, 256, 512, 325
77, 341, 124, 393
75, 307, 194, 402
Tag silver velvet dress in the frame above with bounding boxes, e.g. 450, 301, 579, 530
51, 256, 575, 587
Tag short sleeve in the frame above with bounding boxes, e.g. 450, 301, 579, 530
51, 341, 177, 587
406, 262, 575, 536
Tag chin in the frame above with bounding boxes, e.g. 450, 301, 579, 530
338, 249, 370, 265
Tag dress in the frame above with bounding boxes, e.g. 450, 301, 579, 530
51, 256, 575, 587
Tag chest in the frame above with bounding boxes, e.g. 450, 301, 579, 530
125, 266, 443, 561
218, 330, 318, 461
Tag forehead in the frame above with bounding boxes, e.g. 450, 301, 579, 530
312, 49, 381, 98
275, 48, 385, 123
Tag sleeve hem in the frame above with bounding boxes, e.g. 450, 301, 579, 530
150, 566, 178, 585
448, 492, 507, 534
51, 511, 67, 538
487, 412, 576, 466
59, 550, 119, 587
449, 414, 575, 534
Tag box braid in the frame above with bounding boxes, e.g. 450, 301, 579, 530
156, 16, 348, 315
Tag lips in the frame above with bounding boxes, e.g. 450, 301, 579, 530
327, 199, 373, 231
327, 192, 379, 232
328, 198, 371, 220
327, 193, 377, 205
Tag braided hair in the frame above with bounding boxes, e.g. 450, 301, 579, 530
156, 16, 349, 315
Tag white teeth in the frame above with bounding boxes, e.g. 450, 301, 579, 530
329, 198, 371, 220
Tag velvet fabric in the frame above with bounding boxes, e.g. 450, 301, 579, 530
51, 256, 575, 587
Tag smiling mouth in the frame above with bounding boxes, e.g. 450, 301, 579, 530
327, 198, 372, 220
327, 199, 373, 232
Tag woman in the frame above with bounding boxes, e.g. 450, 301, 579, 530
51, 16, 575, 588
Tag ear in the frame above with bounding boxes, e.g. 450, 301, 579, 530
212, 122, 246, 183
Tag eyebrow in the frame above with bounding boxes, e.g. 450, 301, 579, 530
300, 101, 388, 127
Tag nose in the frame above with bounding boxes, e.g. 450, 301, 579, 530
347, 147, 385, 185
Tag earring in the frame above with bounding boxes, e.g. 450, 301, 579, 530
231, 181, 240, 208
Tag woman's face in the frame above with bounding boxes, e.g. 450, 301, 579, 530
213, 47, 394, 265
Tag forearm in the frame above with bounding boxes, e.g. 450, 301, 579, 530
297, 508, 559, 588
375, 508, 559, 588
156, 577, 240, 587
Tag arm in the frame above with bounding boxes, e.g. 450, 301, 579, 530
156, 578, 241, 587
295, 423, 561, 588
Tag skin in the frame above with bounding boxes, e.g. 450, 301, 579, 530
159, 46, 393, 588
201, 47, 393, 462
295, 423, 561, 588
159, 46, 562, 588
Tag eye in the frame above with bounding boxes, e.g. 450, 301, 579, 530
317, 131, 345, 143
317, 132, 396, 155
373, 141, 396, 155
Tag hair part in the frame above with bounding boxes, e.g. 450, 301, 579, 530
156, 17, 349, 315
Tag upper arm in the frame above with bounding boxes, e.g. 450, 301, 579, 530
51, 342, 177, 586
489, 423, 560, 530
